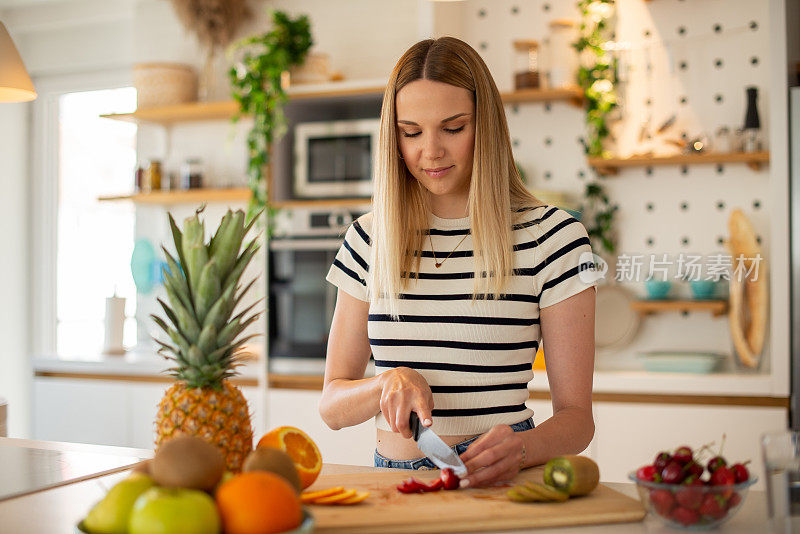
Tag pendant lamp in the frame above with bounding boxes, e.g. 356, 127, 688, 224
0, 21, 36, 102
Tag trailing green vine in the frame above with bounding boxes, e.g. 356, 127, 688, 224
573, 0, 618, 158
574, 0, 619, 256
228, 10, 313, 229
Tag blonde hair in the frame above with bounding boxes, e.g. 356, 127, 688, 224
370, 36, 546, 318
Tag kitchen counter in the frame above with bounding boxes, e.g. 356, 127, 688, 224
0, 438, 769, 534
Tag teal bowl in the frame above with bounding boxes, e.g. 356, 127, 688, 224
690, 280, 717, 299
645, 280, 672, 299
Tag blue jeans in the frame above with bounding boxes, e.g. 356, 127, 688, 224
374, 417, 535, 470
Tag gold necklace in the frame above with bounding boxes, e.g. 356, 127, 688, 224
429, 232, 469, 268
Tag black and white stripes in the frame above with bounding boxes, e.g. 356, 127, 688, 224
325, 205, 597, 436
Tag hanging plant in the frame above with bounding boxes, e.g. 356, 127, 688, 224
573, 0, 618, 158
573, 0, 619, 256
228, 10, 313, 229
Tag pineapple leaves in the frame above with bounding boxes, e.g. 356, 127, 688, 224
195, 259, 221, 323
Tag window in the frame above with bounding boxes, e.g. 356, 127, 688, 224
56, 87, 137, 355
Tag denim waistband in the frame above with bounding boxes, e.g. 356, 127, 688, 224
374, 417, 535, 470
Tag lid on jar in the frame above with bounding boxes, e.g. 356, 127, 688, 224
183, 157, 202, 164
512, 39, 539, 51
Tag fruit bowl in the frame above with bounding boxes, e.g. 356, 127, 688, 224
628, 472, 756, 530
76, 507, 316, 534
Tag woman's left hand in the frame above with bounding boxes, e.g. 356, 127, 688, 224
457, 424, 526, 488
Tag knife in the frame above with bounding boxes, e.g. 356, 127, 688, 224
409, 412, 468, 477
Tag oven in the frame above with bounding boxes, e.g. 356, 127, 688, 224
267, 206, 370, 373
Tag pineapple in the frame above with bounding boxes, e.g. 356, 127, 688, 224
151, 206, 261, 472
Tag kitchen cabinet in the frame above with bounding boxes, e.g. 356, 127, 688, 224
32, 377, 264, 450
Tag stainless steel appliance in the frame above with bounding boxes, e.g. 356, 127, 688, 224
293, 118, 379, 199
268, 207, 370, 371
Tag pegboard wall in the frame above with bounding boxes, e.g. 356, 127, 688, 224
457, 0, 774, 369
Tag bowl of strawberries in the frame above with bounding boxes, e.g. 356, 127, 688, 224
629, 442, 757, 530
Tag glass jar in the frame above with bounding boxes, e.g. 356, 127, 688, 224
180, 158, 203, 189
512, 40, 540, 90
545, 19, 579, 89
145, 160, 162, 192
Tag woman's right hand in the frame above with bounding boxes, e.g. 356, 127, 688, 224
378, 367, 434, 439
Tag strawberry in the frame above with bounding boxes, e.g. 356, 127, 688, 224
727, 491, 742, 509
731, 462, 749, 483
675, 478, 704, 510
672, 506, 700, 526
698, 493, 727, 520
649, 489, 675, 517
636, 464, 658, 482
710, 466, 736, 498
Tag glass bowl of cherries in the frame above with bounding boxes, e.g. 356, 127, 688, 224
629, 442, 757, 530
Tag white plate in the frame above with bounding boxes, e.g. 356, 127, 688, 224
595, 284, 641, 351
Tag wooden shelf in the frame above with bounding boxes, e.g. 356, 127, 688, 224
588, 151, 770, 176
500, 86, 584, 107
630, 299, 729, 317
101, 86, 584, 125
98, 187, 251, 205
270, 198, 372, 209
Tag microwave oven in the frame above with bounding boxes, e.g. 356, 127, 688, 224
293, 118, 379, 199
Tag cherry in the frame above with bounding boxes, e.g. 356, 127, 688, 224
731, 462, 750, 483
672, 506, 700, 526
685, 460, 704, 479
654, 451, 672, 472
710, 466, 736, 499
707, 455, 727, 474
637, 464, 658, 482
673, 445, 693, 465
661, 460, 686, 484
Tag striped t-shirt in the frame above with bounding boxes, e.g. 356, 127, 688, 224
325, 204, 598, 435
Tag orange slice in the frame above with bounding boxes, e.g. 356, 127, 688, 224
300, 487, 345, 503
337, 491, 370, 505
257, 427, 322, 489
312, 488, 358, 504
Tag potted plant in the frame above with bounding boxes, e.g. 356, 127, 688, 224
228, 10, 313, 229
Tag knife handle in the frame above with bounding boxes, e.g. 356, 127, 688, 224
409, 412, 422, 441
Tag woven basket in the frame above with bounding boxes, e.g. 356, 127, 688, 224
133, 63, 197, 109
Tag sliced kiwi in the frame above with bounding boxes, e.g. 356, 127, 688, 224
507, 487, 543, 502
523, 481, 569, 502
543, 455, 600, 497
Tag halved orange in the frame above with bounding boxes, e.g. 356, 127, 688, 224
257, 427, 322, 489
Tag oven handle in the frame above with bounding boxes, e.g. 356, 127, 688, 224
269, 238, 344, 251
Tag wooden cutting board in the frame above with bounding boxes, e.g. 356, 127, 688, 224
305, 467, 645, 533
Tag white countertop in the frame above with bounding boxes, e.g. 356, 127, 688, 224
32, 352, 784, 399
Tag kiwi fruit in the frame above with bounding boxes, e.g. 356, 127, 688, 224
131, 459, 152, 476
543, 455, 600, 496
151, 435, 226, 491
243, 447, 302, 492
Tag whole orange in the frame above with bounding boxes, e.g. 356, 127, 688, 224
257, 426, 322, 489
216, 471, 302, 534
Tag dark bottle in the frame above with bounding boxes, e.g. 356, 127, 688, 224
743, 86, 760, 152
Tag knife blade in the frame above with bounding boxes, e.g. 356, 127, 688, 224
409, 412, 468, 477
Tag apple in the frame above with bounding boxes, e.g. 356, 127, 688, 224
128, 486, 220, 534
83, 473, 155, 534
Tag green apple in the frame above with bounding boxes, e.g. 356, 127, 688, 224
83, 473, 155, 534
128, 487, 220, 534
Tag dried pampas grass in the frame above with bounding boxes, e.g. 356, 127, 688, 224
169, 0, 251, 52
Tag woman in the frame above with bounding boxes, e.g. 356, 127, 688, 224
320, 37, 597, 489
